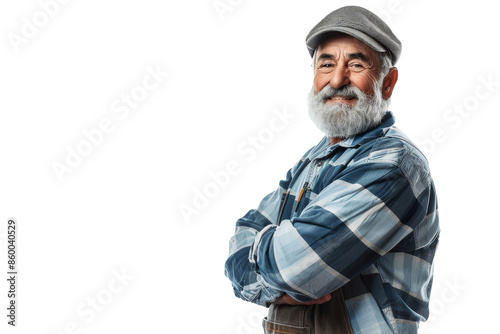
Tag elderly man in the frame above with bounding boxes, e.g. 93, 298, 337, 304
224, 6, 439, 334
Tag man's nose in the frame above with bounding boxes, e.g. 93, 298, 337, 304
329, 68, 351, 90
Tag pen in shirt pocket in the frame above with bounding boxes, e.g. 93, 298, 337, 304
295, 182, 309, 212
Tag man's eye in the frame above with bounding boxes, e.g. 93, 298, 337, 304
317, 63, 335, 72
349, 63, 366, 72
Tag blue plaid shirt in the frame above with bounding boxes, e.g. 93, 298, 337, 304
224, 112, 440, 333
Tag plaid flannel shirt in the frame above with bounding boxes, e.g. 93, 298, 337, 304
224, 112, 440, 333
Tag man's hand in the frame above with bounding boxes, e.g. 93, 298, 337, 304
273, 293, 332, 305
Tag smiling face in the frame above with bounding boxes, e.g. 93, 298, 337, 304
313, 33, 381, 103
307, 33, 398, 139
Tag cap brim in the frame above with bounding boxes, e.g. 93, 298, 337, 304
306, 26, 386, 57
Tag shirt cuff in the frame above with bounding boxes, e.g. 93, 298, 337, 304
249, 224, 277, 268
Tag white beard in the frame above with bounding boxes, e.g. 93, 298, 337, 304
307, 78, 389, 138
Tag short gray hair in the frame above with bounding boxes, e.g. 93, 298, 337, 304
378, 52, 392, 79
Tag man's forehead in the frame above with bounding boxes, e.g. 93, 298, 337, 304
317, 33, 377, 54
316, 34, 379, 61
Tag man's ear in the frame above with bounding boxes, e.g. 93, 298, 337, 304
382, 67, 398, 100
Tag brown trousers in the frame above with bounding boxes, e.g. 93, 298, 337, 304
262, 289, 354, 334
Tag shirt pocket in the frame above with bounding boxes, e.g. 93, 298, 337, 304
293, 159, 325, 216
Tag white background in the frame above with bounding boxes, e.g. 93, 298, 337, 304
0, 0, 499, 333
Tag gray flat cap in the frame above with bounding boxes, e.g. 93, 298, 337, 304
306, 6, 402, 64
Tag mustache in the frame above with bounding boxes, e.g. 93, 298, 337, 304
316, 85, 364, 102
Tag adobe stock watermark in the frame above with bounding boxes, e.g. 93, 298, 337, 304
7, 0, 72, 54
46, 267, 134, 334
376, 0, 418, 24
212, 0, 246, 21
417, 74, 499, 158
178, 106, 296, 224
51, 64, 168, 182
420, 277, 467, 332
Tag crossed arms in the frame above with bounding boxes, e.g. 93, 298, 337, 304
224, 150, 433, 306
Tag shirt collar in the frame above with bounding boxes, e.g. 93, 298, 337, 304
308, 112, 396, 160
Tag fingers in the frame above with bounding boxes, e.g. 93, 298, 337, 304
274, 293, 332, 305
303, 293, 331, 305
272, 294, 294, 305
314, 293, 332, 304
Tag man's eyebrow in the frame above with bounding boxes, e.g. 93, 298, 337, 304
317, 53, 335, 61
316, 52, 371, 62
347, 52, 370, 62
